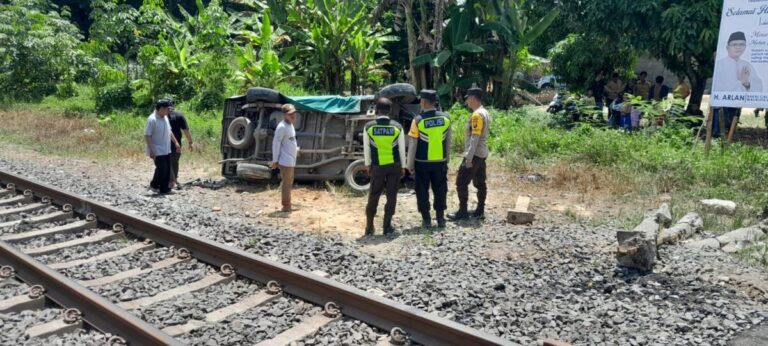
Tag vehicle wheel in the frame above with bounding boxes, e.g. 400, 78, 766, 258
344, 159, 370, 193
246, 87, 281, 103
540, 83, 553, 90
227, 117, 254, 149
236, 163, 272, 181
378, 83, 417, 104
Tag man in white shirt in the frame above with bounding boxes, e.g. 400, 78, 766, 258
271, 104, 299, 212
145, 99, 180, 195
714, 31, 763, 92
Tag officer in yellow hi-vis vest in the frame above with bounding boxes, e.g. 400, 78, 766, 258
407, 90, 452, 229
449, 87, 492, 221
363, 98, 406, 236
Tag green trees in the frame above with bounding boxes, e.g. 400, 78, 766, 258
547, 0, 721, 115
0, 0, 91, 101
407, 0, 559, 108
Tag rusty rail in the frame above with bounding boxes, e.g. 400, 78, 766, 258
0, 241, 181, 346
0, 170, 514, 346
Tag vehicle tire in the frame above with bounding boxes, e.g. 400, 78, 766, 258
236, 163, 272, 181
246, 87, 281, 103
540, 83, 552, 90
227, 117, 254, 149
344, 159, 370, 193
378, 83, 417, 104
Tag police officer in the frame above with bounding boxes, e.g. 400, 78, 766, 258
407, 90, 452, 228
363, 98, 406, 235
449, 87, 491, 220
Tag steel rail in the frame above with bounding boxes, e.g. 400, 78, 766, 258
0, 241, 182, 346
0, 170, 514, 346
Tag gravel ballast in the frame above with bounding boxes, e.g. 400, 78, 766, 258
0, 205, 58, 223
62, 246, 176, 281
16, 227, 105, 250
136, 278, 262, 328
0, 308, 62, 344
33, 239, 130, 264
0, 279, 29, 301
179, 296, 320, 345
1, 218, 78, 235
2, 156, 768, 344
301, 319, 387, 346
93, 259, 209, 302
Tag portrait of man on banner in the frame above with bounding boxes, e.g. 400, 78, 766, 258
713, 31, 763, 93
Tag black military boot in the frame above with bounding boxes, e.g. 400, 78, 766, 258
383, 215, 395, 235
365, 217, 375, 236
436, 210, 447, 228
448, 207, 470, 221
421, 213, 432, 229
471, 203, 485, 219
448, 198, 470, 221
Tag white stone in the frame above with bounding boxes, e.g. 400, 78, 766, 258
685, 238, 721, 250
716, 226, 765, 246
700, 199, 737, 215
722, 240, 754, 253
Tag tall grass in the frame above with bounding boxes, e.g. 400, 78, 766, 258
449, 104, 768, 209
0, 88, 222, 162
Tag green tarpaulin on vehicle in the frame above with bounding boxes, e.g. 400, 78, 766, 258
285, 95, 370, 114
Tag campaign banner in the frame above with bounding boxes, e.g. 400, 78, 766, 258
711, 0, 768, 108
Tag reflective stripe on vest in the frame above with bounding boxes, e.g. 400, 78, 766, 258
367, 125, 401, 166
416, 116, 451, 161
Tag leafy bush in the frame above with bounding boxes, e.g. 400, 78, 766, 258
0, 0, 93, 101
96, 84, 133, 114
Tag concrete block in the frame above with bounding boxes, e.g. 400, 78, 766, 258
507, 196, 535, 225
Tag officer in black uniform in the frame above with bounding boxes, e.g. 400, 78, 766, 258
363, 98, 406, 235
406, 90, 452, 229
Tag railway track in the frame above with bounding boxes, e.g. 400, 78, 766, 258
0, 170, 513, 346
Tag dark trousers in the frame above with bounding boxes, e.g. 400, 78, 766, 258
414, 161, 448, 215
169, 152, 181, 183
150, 154, 172, 193
456, 157, 487, 211
365, 165, 401, 219
712, 108, 739, 138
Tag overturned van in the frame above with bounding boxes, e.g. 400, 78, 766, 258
220, 84, 420, 192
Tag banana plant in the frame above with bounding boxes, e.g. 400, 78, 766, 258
284, 0, 382, 93
231, 10, 292, 90
481, 0, 559, 108
413, 4, 486, 100
346, 27, 397, 94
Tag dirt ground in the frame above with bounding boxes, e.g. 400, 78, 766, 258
0, 141, 655, 242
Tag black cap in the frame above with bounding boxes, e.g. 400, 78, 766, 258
729, 31, 746, 44
420, 89, 438, 102
155, 99, 172, 109
465, 87, 483, 99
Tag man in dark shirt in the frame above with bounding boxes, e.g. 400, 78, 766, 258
590, 72, 606, 112
168, 99, 193, 189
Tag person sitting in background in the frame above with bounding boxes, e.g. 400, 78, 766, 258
633, 72, 651, 100
590, 71, 607, 112
649, 76, 670, 101
605, 73, 625, 125
580, 89, 597, 120
619, 93, 633, 131
609, 94, 625, 128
